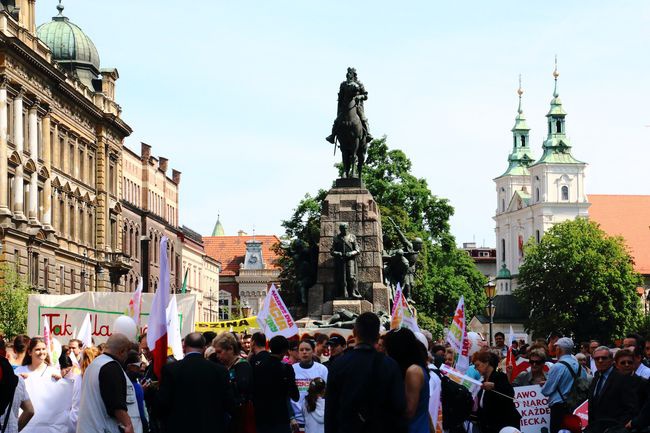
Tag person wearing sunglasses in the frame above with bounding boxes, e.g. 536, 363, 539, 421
588, 346, 636, 433
513, 349, 548, 387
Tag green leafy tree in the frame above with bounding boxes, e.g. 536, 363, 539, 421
0, 264, 31, 339
516, 218, 642, 343
277, 137, 486, 335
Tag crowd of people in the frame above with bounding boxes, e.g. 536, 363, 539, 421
3, 317, 650, 433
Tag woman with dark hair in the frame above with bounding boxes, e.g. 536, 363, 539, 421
9, 335, 31, 369
0, 356, 34, 432
474, 351, 521, 433
292, 340, 328, 432
14, 338, 60, 381
384, 328, 431, 433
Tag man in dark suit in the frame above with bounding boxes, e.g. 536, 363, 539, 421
588, 346, 636, 433
158, 332, 234, 433
325, 312, 407, 433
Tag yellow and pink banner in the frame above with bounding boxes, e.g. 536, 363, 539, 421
257, 284, 298, 338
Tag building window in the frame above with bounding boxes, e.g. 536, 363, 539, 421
37, 186, 43, 222
69, 205, 74, 239
44, 258, 49, 291
59, 137, 64, 170
219, 298, 230, 320
109, 163, 115, 194
556, 120, 562, 133
69, 143, 74, 174
88, 154, 94, 186
70, 269, 75, 293
59, 265, 65, 294
79, 148, 84, 182
79, 208, 84, 244
521, 136, 526, 147
30, 252, 38, 287
535, 187, 539, 202
561, 185, 569, 201
501, 198, 505, 212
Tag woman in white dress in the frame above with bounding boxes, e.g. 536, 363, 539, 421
14, 338, 73, 433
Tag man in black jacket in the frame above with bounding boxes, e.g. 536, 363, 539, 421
158, 333, 234, 433
588, 346, 636, 433
325, 312, 407, 433
251, 335, 299, 433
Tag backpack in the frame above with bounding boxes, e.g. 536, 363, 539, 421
432, 369, 473, 431
558, 361, 590, 410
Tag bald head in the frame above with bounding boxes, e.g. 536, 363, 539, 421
104, 333, 132, 363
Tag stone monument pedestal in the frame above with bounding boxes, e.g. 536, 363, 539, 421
307, 178, 391, 317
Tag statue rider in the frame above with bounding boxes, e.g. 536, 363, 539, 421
325, 67, 373, 144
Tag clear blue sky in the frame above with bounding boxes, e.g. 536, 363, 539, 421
37, 1, 650, 247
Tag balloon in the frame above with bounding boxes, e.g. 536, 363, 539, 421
113, 316, 138, 342
499, 428, 521, 433
467, 331, 486, 357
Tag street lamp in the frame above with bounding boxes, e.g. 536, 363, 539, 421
241, 300, 252, 318
484, 280, 497, 346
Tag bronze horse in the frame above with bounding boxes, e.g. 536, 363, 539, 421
337, 95, 367, 178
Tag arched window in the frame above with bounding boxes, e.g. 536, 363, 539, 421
501, 198, 505, 212
521, 136, 526, 147
556, 120, 562, 133
561, 185, 569, 201
535, 188, 540, 202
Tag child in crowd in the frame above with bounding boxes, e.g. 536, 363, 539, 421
302, 377, 325, 433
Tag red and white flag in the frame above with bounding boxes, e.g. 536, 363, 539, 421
128, 277, 144, 330
506, 325, 515, 370
147, 236, 171, 380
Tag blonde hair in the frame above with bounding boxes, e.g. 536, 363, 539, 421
212, 332, 238, 352
80, 347, 100, 375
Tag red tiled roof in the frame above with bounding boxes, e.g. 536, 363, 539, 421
203, 235, 282, 276
588, 195, 650, 275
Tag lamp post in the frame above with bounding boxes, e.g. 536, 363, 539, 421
484, 281, 497, 346
241, 301, 252, 318
209, 286, 213, 322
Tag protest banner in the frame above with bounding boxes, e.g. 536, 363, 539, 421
573, 400, 588, 428
514, 385, 551, 433
195, 316, 259, 333
390, 283, 419, 332
439, 364, 482, 397
257, 284, 298, 338
27, 292, 196, 343
446, 296, 470, 372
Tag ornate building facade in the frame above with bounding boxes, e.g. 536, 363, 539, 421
0, 2, 131, 292
204, 220, 280, 318
180, 226, 220, 321
121, 143, 181, 293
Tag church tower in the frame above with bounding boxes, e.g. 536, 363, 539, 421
494, 78, 535, 295
527, 62, 589, 251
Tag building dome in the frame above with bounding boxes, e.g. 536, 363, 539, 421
496, 263, 512, 279
37, 3, 100, 85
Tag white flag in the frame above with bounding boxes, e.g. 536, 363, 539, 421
257, 285, 298, 338
77, 313, 93, 348
166, 294, 184, 360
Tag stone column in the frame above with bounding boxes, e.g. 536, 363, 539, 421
42, 109, 53, 231
28, 99, 39, 225
0, 77, 10, 221
12, 90, 25, 220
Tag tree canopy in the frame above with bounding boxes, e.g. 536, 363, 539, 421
0, 264, 31, 339
276, 137, 486, 336
516, 218, 642, 343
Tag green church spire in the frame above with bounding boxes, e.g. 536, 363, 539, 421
534, 58, 582, 165
211, 214, 225, 236
499, 76, 535, 176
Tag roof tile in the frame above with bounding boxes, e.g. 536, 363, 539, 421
203, 235, 281, 276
